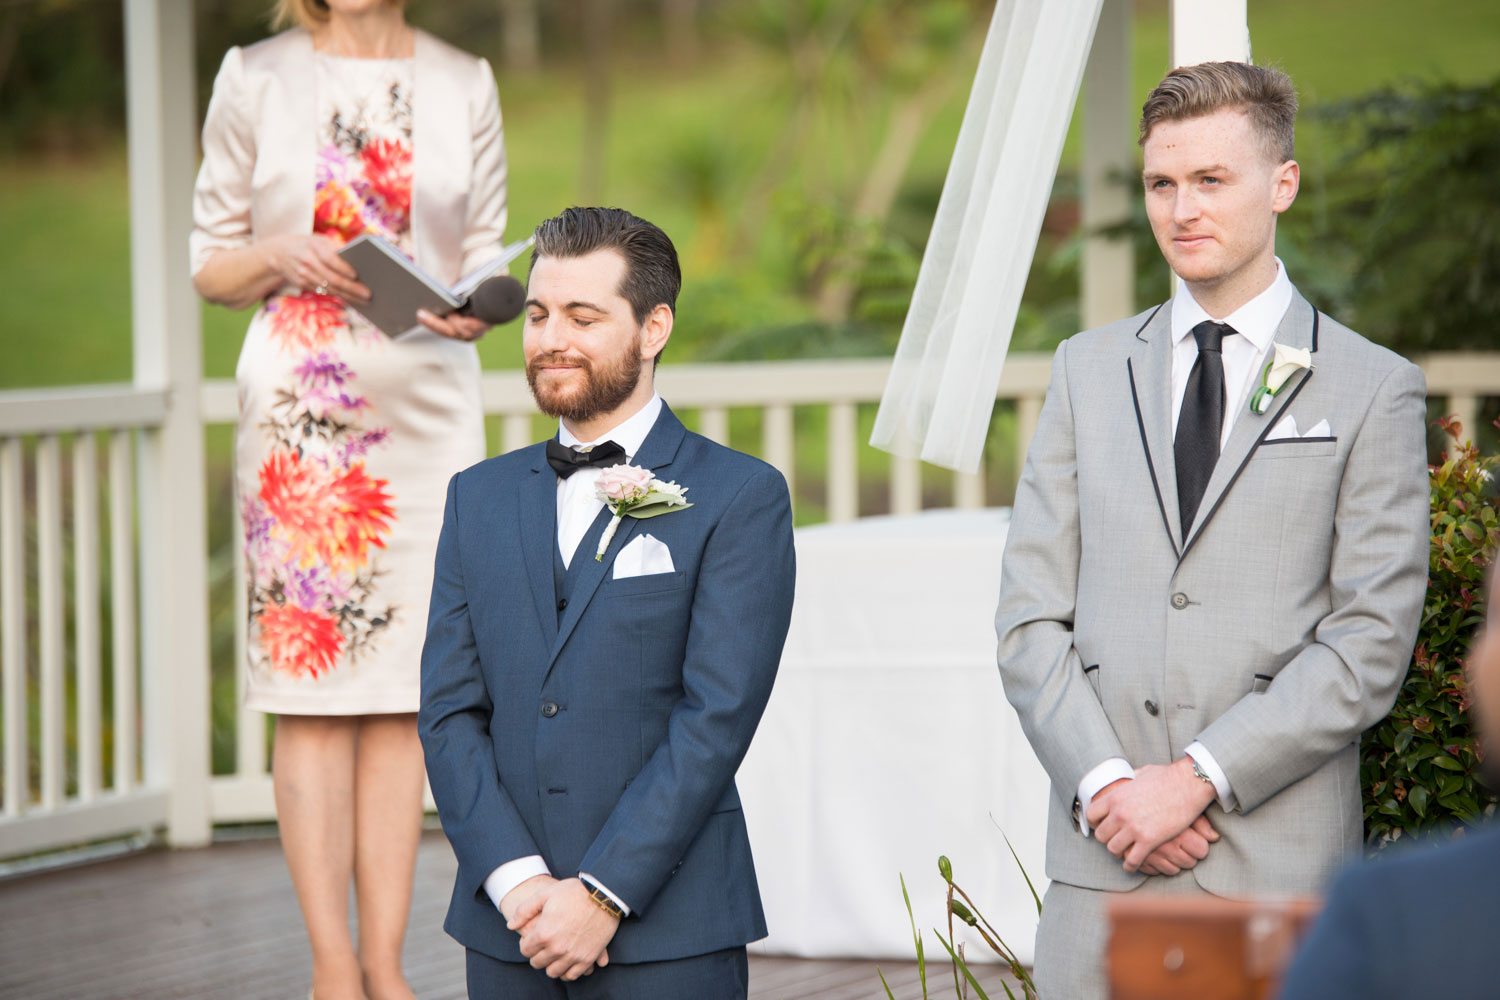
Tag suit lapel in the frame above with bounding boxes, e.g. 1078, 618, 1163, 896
544, 405, 689, 673
1179, 294, 1320, 560
1126, 304, 1182, 557
520, 447, 560, 647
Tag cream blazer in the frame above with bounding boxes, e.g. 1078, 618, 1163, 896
190, 27, 507, 285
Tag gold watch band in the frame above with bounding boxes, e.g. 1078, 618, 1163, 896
587, 884, 624, 919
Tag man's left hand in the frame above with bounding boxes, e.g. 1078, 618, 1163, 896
509, 877, 621, 981
1086, 757, 1218, 873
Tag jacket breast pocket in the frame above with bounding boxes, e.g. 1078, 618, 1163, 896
1257, 437, 1338, 460
601, 569, 688, 600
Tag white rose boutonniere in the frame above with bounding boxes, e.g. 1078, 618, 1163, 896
593, 464, 693, 561
1249, 343, 1313, 414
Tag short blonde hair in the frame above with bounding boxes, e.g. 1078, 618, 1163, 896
1139, 61, 1299, 163
270, 0, 405, 32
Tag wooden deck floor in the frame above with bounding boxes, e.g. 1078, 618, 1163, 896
0, 830, 1021, 1000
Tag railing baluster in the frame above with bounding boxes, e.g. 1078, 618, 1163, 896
698, 407, 729, 446
74, 433, 102, 802
827, 403, 858, 523
37, 435, 65, 810
503, 414, 533, 455
1448, 394, 1480, 444
1, 437, 26, 816
891, 454, 920, 515
109, 430, 137, 794
762, 405, 795, 502
233, 486, 265, 781
955, 463, 985, 510
1016, 395, 1044, 485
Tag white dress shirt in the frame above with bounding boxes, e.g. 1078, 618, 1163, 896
1076, 262, 1293, 836
482, 393, 665, 915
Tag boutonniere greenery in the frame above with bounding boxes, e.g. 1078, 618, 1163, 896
593, 464, 692, 561
1250, 343, 1313, 415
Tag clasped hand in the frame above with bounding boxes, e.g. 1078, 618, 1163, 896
1085, 758, 1220, 874
502, 876, 620, 981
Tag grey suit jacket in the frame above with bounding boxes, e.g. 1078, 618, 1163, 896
995, 291, 1429, 896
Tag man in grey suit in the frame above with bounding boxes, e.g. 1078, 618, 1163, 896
995, 62, 1429, 998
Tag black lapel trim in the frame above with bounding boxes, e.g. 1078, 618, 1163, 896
1134, 302, 1166, 343
1177, 369, 1315, 564
1128, 357, 1181, 561
1311, 310, 1320, 353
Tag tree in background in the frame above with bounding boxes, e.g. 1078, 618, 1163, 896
1301, 78, 1500, 356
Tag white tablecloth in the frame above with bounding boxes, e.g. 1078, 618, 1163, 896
738, 509, 1051, 963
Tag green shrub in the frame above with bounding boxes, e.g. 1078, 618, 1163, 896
1361, 417, 1500, 846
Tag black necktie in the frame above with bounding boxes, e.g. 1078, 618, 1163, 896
1175, 321, 1238, 535
546, 438, 627, 480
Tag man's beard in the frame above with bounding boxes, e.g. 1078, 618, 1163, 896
526, 335, 643, 424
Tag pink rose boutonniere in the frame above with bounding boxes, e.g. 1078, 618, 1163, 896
594, 464, 693, 561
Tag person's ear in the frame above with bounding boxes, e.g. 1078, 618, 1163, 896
1271, 159, 1300, 215
640, 303, 673, 362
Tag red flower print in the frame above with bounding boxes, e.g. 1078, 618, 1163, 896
314, 181, 366, 244
360, 138, 412, 217
326, 462, 397, 573
258, 450, 395, 575
259, 449, 337, 569
259, 602, 344, 679
268, 293, 346, 352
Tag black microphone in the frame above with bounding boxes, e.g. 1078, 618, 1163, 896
459, 274, 526, 325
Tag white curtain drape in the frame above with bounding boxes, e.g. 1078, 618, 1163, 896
870, 0, 1106, 473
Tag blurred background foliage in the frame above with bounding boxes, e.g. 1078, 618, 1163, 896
1, 0, 1498, 391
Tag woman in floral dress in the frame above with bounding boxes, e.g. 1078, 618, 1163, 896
190, 2, 506, 996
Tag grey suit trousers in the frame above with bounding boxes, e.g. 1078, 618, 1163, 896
1034, 874, 1207, 1000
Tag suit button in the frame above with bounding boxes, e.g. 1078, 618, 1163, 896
540, 701, 559, 718
1144, 700, 1159, 716
557, 597, 568, 612
1170, 593, 1189, 610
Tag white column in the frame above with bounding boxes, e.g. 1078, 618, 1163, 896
125, 0, 211, 847
1081, 0, 1135, 330
1169, 0, 1251, 67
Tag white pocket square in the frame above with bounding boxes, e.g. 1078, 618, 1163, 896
613, 533, 675, 579
1267, 415, 1333, 441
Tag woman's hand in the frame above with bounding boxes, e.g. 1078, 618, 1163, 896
416, 308, 491, 342
266, 233, 371, 304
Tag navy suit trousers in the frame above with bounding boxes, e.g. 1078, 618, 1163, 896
465, 946, 749, 1000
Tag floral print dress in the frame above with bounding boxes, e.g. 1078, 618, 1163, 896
237, 54, 485, 715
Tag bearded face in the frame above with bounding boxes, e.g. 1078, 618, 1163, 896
525, 328, 644, 424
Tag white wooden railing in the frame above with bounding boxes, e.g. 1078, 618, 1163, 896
0, 388, 177, 858
3, 352, 1499, 859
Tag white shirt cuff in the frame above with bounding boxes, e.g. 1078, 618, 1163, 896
1185, 741, 1237, 812
1077, 757, 1135, 838
579, 872, 631, 917
483, 855, 552, 913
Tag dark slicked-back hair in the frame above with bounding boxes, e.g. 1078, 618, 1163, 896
1139, 61, 1298, 163
529, 207, 682, 326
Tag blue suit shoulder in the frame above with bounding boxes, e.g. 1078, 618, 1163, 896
676, 430, 787, 491
1280, 826, 1500, 1000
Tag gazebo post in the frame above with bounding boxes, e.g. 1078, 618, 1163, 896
1081, 0, 1135, 330
1169, 0, 1252, 67
123, 0, 211, 848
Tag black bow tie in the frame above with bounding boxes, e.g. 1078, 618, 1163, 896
546, 438, 627, 480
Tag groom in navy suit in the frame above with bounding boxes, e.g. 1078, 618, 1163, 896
419, 207, 795, 999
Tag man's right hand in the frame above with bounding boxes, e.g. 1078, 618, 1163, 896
1139, 814, 1219, 876
499, 873, 559, 927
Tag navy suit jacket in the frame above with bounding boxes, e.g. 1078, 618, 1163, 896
1278, 824, 1500, 1000
418, 404, 795, 965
